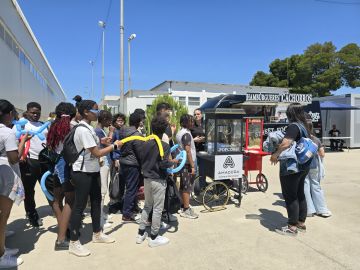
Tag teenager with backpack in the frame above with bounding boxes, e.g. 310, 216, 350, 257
270, 103, 312, 236
46, 102, 77, 250
136, 115, 178, 247
66, 100, 119, 257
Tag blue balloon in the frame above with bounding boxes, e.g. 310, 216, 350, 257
13, 119, 51, 140
167, 144, 187, 173
40, 170, 54, 201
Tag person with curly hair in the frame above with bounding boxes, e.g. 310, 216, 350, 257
47, 102, 77, 250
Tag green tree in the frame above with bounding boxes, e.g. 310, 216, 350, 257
145, 95, 188, 134
338, 43, 360, 88
250, 42, 359, 97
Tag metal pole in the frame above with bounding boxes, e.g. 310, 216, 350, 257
128, 39, 131, 92
120, 0, 124, 112
91, 61, 94, 99
102, 29, 105, 104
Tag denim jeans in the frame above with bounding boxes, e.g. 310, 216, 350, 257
304, 169, 330, 215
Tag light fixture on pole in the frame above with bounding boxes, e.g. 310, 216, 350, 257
98, 20, 106, 106
120, 0, 124, 112
89, 60, 95, 99
128, 33, 136, 92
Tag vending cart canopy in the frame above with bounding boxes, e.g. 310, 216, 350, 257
320, 101, 360, 110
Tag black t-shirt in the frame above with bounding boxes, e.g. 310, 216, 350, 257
284, 123, 301, 142
165, 125, 172, 138
329, 129, 340, 137
190, 124, 205, 152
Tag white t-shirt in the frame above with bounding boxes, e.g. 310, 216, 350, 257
72, 121, 100, 172
0, 124, 18, 159
12, 120, 48, 160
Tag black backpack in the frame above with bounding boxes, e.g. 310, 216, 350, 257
61, 124, 91, 169
164, 176, 182, 215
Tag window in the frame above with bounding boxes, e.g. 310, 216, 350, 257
178, 96, 186, 105
188, 97, 200, 106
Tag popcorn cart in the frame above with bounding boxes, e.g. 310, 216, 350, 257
242, 118, 270, 193
192, 108, 245, 211
192, 109, 271, 211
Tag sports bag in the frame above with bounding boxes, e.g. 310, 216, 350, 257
61, 124, 90, 167
293, 123, 318, 165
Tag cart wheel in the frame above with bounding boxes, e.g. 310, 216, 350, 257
203, 182, 229, 211
241, 174, 249, 194
191, 176, 203, 204
256, 173, 268, 192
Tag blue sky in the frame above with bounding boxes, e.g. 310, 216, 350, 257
18, 0, 360, 102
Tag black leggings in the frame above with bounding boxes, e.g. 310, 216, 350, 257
279, 169, 309, 226
70, 171, 101, 241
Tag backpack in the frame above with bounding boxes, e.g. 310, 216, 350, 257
293, 123, 318, 165
61, 124, 91, 169
164, 176, 182, 215
109, 172, 121, 200
38, 144, 61, 170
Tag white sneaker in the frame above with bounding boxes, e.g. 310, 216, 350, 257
105, 214, 113, 221
4, 247, 19, 256
102, 222, 112, 229
0, 254, 24, 268
148, 235, 170, 248
180, 208, 199, 219
136, 232, 148, 244
69, 241, 91, 257
4, 231, 15, 238
92, 232, 115, 243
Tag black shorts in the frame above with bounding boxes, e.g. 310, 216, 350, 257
62, 179, 75, 193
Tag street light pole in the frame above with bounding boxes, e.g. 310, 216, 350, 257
128, 33, 136, 92
98, 21, 106, 107
120, 0, 124, 112
89, 60, 94, 99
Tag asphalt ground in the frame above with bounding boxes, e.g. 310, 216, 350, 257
6, 149, 360, 270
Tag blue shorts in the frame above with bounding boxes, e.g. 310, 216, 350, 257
54, 157, 70, 184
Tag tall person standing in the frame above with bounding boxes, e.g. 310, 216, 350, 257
18, 102, 49, 227
68, 100, 118, 257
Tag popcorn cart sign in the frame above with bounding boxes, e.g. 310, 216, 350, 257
214, 154, 243, 180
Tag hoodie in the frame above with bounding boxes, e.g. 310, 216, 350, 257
118, 126, 143, 167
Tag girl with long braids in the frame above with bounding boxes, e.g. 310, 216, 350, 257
47, 102, 76, 250
0, 99, 30, 268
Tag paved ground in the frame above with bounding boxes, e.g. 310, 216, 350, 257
6, 150, 360, 270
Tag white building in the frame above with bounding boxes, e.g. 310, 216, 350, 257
101, 80, 289, 115
316, 94, 360, 148
0, 0, 66, 118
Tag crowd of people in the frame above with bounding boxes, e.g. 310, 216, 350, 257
0, 98, 334, 267
0, 96, 204, 267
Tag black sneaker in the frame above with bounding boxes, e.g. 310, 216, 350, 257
27, 212, 42, 227
54, 239, 70, 251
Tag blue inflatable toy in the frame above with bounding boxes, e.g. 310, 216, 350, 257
13, 119, 50, 140
40, 170, 54, 201
167, 144, 187, 174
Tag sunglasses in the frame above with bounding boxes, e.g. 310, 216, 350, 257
90, 109, 100, 116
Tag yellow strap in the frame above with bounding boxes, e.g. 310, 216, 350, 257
119, 134, 164, 158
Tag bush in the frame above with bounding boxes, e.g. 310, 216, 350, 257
145, 95, 188, 135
